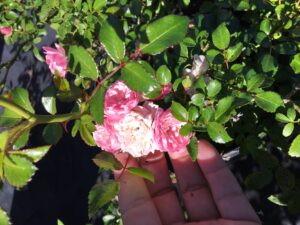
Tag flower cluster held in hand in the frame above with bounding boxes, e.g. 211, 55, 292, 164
93, 81, 190, 157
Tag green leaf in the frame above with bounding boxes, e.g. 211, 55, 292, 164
282, 123, 294, 137
121, 62, 161, 98
201, 107, 215, 123
227, 42, 243, 62
10, 145, 51, 162
140, 15, 189, 55
93, 0, 106, 10
275, 113, 291, 123
71, 120, 81, 137
56, 85, 82, 102
289, 134, 300, 157
33, 47, 45, 62
12, 87, 35, 113
88, 180, 120, 218
0, 131, 8, 151
68, 45, 99, 80
179, 123, 193, 136
90, 86, 106, 124
80, 124, 96, 146
3, 155, 37, 188
99, 16, 125, 63
187, 136, 198, 161
92, 152, 123, 170
0, 208, 11, 225
127, 167, 154, 182
171, 101, 188, 122
14, 129, 30, 149
212, 23, 230, 50
255, 91, 284, 113
138, 61, 155, 77
245, 170, 272, 189
235, 0, 250, 10
53, 76, 70, 92
157, 65, 172, 85
267, 195, 287, 206
42, 123, 63, 145
260, 54, 278, 75
190, 93, 205, 108
182, 37, 196, 47
287, 108, 296, 121
181, 0, 190, 6
0, 109, 22, 127
290, 53, 300, 74
57, 219, 64, 225
260, 19, 272, 35
246, 73, 265, 91
207, 122, 232, 144
188, 106, 199, 121
207, 80, 222, 98
275, 167, 295, 191
215, 96, 234, 121
42, 86, 57, 115
0, 153, 3, 180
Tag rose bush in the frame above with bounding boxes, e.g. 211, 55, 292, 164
0, 0, 300, 224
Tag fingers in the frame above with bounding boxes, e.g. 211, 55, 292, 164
175, 219, 260, 225
114, 153, 162, 225
169, 150, 219, 221
197, 140, 261, 224
140, 152, 184, 225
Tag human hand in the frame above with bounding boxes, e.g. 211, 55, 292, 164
114, 140, 261, 225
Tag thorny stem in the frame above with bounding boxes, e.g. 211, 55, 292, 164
0, 96, 81, 125
283, 84, 300, 114
87, 64, 124, 102
115, 154, 130, 181
0, 96, 33, 120
0, 96, 81, 151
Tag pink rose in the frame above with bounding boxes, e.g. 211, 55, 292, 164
104, 81, 139, 122
153, 109, 190, 153
43, 43, 68, 78
93, 118, 121, 153
0, 27, 13, 37
112, 102, 160, 157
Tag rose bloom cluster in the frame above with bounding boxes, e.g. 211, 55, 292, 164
92, 81, 191, 157
42, 44, 191, 157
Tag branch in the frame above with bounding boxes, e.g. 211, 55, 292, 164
87, 64, 124, 102
0, 96, 80, 124
0, 96, 33, 120
34, 112, 81, 124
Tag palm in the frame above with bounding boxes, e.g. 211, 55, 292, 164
114, 140, 261, 225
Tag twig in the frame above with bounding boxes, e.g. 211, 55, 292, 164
284, 83, 300, 100
87, 64, 124, 102
115, 154, 130, 181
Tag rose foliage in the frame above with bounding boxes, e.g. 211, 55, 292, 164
0, 0, 300, 224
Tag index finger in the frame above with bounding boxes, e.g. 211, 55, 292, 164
114, 153, 162, 225
197, 140, 261, 224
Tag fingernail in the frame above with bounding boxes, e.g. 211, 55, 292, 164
142, 151, 164, 163
169, 149, 189, 160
